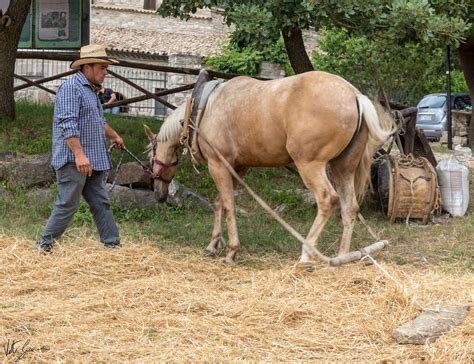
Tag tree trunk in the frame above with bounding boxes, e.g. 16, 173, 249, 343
281, 27, 314, 74
0, 0, 32, 120
458, 29, 474, 147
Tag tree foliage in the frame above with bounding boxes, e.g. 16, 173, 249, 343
160, 0, 472, 51
160, 0, 474, 144
312, 26, 468, 105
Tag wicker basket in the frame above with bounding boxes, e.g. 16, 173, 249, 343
377, 154, 441, 224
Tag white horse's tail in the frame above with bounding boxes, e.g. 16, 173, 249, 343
354, 95, 395, 199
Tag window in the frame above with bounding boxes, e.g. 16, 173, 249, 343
143, 0, 156, 10
154, 88, 167, 117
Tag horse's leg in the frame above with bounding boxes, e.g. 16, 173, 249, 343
330, 167, 359, 255
295, 161, 340, 266
204, 167, 248, 257
207, 160, 241, 264
204, 193, 223, 257
328, 129, 367, 255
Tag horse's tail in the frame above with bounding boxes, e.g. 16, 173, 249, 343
354, 95, 394, 199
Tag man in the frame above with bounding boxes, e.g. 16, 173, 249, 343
36, 44, 124, 253
98, 86, 121, 114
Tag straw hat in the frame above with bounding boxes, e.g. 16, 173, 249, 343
70, 44, 119, 69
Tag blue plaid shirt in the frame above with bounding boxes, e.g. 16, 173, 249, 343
51, 71, 112, 171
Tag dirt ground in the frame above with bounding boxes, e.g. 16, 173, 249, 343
0, 233, 472, 362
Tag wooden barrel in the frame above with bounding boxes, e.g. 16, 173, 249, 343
377, 154, 440, 224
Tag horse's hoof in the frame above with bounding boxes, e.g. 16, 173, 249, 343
203, 249, 217, 257
222, 257, 237, 265
297, 262, 315, 273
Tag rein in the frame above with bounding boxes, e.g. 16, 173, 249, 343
107, 143, 177, 191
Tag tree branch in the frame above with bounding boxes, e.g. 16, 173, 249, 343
281, 27, 314, 74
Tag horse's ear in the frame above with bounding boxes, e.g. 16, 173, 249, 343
143, 124, 155, 141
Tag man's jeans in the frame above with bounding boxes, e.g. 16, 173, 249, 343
39, 163, 120, 245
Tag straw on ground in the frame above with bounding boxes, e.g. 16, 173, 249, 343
0, 233, 472, 362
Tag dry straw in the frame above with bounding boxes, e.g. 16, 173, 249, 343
0, 232, 472, 362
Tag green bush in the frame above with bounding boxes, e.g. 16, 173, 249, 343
204, 38, 291, 76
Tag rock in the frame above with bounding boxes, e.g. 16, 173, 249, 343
452, 136, 468, 146
0, 153, 55, 188
107, 180, 213, 211
25, 188, 54, 205
236, 207, 250, 217
107, 161, 151, 188
431, 213, 450, 224
0, 151, 23, 162
302, 191, 316, 207
392, 305, 470, 344
167, 179, 212, 210
458, 126, 468, 137
274, 203, 288, 215
107, 184, 158, 209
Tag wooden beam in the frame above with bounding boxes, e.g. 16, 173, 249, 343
13, 74, 56, 95
414, 130, 437, 168
105, 83, 195, 108
14, 69, 77, 91
399, 107, 417, 155
107, 69, 176, 110
16, 51, 270, 80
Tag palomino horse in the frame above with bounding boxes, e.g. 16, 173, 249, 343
144, 71, 393, 265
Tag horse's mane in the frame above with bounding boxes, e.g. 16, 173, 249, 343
155, 82, 223, 144
157, 102, 185, 143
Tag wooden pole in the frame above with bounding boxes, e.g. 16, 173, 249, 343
13, 74, 56, 95
104, 83, 195, 109
107, 69, 176, 110
14, 69, 77, 91
16, 50, 270, 80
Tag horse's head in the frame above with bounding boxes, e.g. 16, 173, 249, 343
144, 124, 179, 203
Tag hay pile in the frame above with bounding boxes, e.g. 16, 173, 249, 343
0, 232, 472, 362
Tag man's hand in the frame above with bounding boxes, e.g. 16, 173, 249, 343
104, 122, 124, 149
76, 153, 92, 176
66, 137, 92, 176
110, 135, 124, 149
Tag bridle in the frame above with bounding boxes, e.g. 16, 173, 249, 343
145, 139, 178, 184
144, 157, 178, 184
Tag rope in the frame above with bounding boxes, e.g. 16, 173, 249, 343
190, 125, 331, 263
393, 154, 441, 223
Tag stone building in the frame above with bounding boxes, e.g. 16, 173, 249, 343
15, 0, 229, 116
15, 0, 313, 116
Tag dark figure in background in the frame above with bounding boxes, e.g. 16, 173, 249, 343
99, 86, 121, 114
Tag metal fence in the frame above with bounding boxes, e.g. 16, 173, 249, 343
14, 58, 168, 117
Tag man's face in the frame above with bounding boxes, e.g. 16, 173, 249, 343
83, 63, 109, 85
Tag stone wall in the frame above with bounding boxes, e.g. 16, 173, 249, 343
167, 54, 202, 107
93, 0, 145, 9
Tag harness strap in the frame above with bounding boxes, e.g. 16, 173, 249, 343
190, 79, 223, 162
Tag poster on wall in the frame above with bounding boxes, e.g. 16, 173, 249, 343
38, 0, 69, 40
17, 0, 88, 49
0, 0, 10, 13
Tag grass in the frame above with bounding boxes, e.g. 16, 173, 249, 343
0, 101, 473, 271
